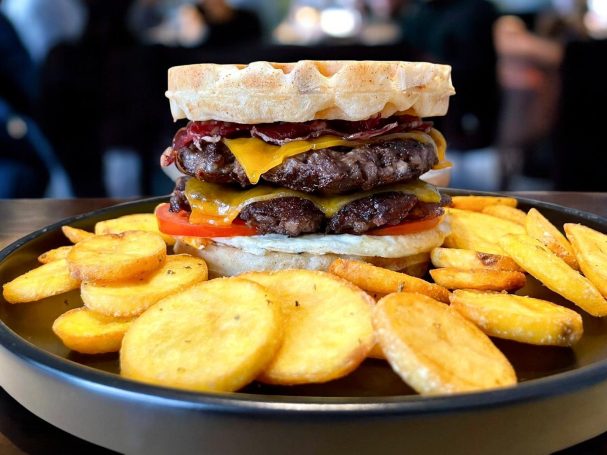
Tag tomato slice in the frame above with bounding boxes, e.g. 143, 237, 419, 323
155, 203, 257, 237
368, 215, 442, 236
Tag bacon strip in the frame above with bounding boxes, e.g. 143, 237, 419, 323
172, 115, 431, 149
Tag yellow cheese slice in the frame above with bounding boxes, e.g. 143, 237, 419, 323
224, 129, 448, 185
185, 178, 441, 226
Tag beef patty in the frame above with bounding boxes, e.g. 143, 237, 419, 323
175, 138, 438, 195
170, 178, 448, 236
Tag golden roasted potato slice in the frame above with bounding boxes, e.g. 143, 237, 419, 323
565, 223, 607, 298
38, 245, 73, 264
429, 267, 526, 292
82, 255, 208, 317
241, 270, 374, 385
120, 278, 283, 393
61, 225, 95, 243
451, 195, 518, 211
95, 213, 175, 246
52, 307, 134, 354
67, 230, 166, 282
500, 234, 607, 316
374, 292, 516, 395
450, 290, 583, 347
2, 259, 80, 304
328, 258, 449, 303
444, 208, 525, 255
430, 247, 523, 272
482, 204, 527, 226
367, 343, 386, 360
526, 208, 578, 270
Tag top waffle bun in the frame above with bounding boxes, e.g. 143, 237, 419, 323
166, 60, 455, 124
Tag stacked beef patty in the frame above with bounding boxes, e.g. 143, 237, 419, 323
167, 123, 448, 236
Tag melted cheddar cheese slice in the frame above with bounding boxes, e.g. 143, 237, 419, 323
223, 129, 448, 185
185, 178, 441, 226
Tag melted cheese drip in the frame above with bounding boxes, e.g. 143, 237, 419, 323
224, 136, 355, 184
223, 129, 448, 185
185, 178, 441, 226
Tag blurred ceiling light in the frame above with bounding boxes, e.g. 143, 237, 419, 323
294, 6, 321, 30
585, 0, 607, 38
320, 7, 361, 38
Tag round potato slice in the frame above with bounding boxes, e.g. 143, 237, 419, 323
67, 230, 166, 282
95, 213, 175, 246
374, 292, 516, 395
241, 270, 375, 385
120, 278, 283, 393
82, 255, 208, 317
2, 259, 80, 304
52, 307, 134, 354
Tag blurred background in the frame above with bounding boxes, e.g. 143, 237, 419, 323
1, 0, 606, 198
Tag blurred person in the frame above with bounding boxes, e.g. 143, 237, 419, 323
0, 11, 51, 197
1, 0, 85, 64
400, 0, 500, 190
493, 2, 587, 189
39, 0, 137, 197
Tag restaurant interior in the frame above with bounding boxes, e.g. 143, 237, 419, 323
1, 0, 606, 199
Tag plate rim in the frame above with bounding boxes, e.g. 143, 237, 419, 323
2, 190, 607, 417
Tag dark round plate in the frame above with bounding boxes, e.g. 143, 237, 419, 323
2, 192, 607, 454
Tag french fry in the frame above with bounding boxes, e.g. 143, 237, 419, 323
61, 225, 95, 243
52, 307, 134, 354
373, 292, 516, 395
67, 230, 166, 282
429, 268, 526, 292
328, 258, 449, 303
445, 208, 525, 255
82, 255, 208, 317
430, 247, 523, 272
2, 259, 80, 304
500, 234, 607, 317
451, 195, 518, 211
565, 223, 607, 299
450, 290, 583, 347
482, 204, 527, 226
241, 270, 375, 385
120, 278, 283, 392
526, 208, 578, 270
95, 213, 175, 246
38, 245, 73, 264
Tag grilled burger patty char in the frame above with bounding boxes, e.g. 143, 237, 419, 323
174, 138, 438, 195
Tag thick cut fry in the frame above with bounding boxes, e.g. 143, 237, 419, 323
450, 290, 583, 347
52, 307, 133, 354
500, 234, 607, 316
61, 225, 95, 243
444, 208, 525, 255
241, 270, 375, 385
67, 230, 166, 282
38, 245, 73, 264
451, 195, 518, 211
329, 258, 449, 303
429, 267, 526, 291
120, 278, 283, 393
565, 223, 607, 299
2, 259, 80, 303
430, 247, 523, 272
82, 255, 208, 317
482, 204, 527, 226
95, 213, 175, 246
526, 208, 578, 270
374, 292, 516, 394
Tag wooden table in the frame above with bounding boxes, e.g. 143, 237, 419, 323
1, 194, 606, 454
